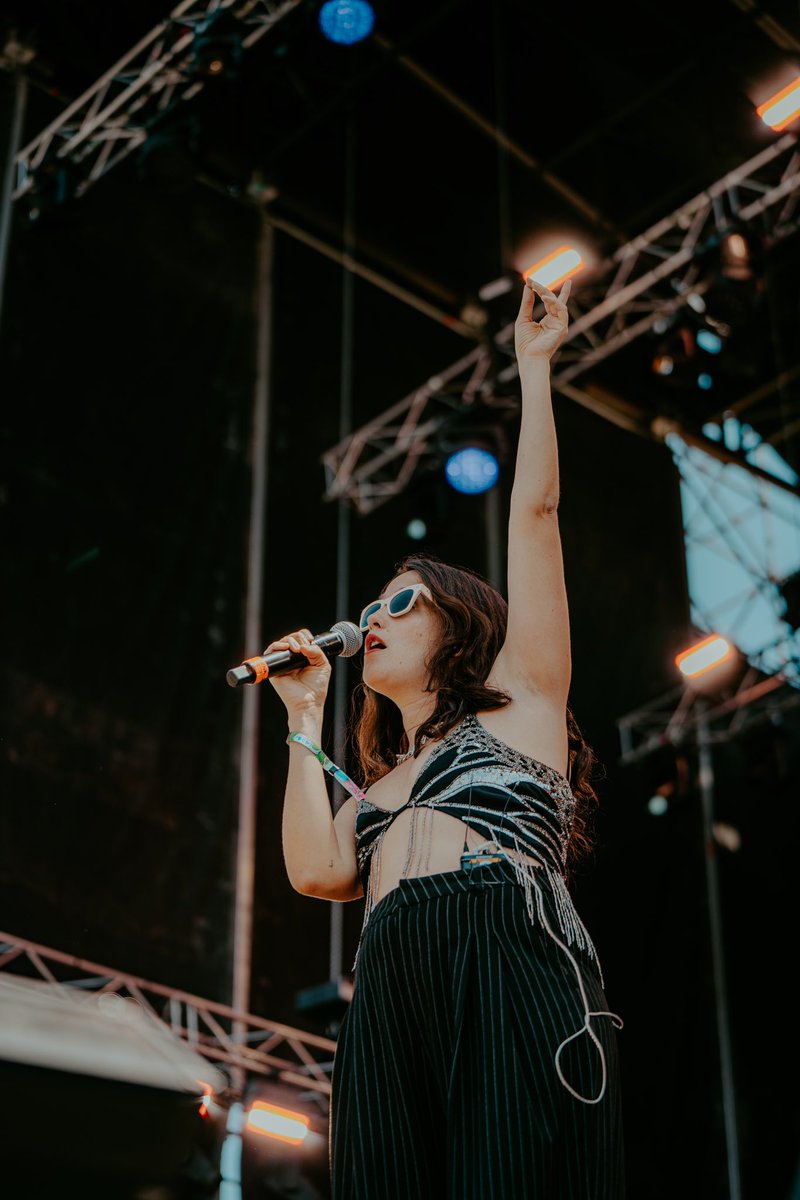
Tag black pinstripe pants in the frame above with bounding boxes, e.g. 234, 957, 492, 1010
330, 858, 624, 1199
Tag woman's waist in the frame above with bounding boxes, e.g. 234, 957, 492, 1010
359, 807, 565, 885
366, 822, 563, 912
366, 855, 529, 922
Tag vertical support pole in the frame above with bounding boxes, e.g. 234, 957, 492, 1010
330, 111, 356, 983
485, 483, 503, 590
696, 701, 742, 1200
231, 213, 274, 1086
0, 70, 28, 335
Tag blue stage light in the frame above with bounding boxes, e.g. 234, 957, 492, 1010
444, 448, 500, 495
319, 1, 375, 44
696, 329, 723, 354
698, 373, 714, 390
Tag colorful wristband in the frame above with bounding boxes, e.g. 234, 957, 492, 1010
287, 731, 367, 803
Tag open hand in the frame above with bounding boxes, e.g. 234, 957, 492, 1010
514, 276, 572, 365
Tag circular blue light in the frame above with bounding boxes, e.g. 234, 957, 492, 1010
444, 447, 500, 495
647, 795, 669, 817
406, 518, 427, 540
696, 329, 722, 354
697, 373, 714, 390
318, 1, 375, 44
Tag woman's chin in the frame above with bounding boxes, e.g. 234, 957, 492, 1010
363, 655, 389, 685
363, 656, 400, 698
364, 659, 426, 705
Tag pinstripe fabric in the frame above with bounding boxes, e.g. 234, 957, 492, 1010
330, 858, 624, 1198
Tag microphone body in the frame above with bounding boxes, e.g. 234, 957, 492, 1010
227, 621, 362, 688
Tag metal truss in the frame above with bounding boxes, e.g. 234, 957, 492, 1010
616, 664, 800, 766
322, 131, 800, 513
615, 652, 800, 1200
12, 0, 302, 203
0, 929, 343, 1105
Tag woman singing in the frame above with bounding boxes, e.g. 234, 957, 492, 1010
269, 277, 625, 1198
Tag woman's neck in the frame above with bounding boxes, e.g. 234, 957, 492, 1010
397, 694, 437, 751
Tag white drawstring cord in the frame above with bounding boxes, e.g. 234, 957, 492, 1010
532, 875, 624, 1104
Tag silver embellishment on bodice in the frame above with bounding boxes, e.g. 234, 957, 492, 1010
351, 714, 595, 974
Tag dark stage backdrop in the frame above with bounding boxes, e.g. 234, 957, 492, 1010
2, 143, 798, 1199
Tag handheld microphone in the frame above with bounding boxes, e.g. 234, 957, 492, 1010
226, 621, 363, 688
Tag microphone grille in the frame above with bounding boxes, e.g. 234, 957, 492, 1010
331, 620, 363, 658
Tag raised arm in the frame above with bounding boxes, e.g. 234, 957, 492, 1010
492, 277, 573, 701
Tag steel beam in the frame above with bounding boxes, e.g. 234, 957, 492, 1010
12, 0, 302, 202
0, 929, 341, 1101
322, 133, 800, 512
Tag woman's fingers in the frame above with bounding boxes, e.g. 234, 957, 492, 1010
515, 272, 572, 362
516, 277, 536, 323
527, 275, 569, 315
264, 629, 319, 655
294, 630, 324, 658
298, 641, 326, 660
519, 274, 572, 318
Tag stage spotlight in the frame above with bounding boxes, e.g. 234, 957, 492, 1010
696, 329, 722, 354
522, 245, 584, 289
192, 28, 243, 78
319, 1, 375, 44
676, 633, 734, 679
406, 518, 427, 540
675, 633, 746, 696
647, 794, 669, 817
444, 447, 500, 495
246, 1101, 310, 1147
652, 354, 674, 376
719, 231, 753, 281
757, 74, 800, 131
697, 373, 713, 390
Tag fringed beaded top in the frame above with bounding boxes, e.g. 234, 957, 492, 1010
352, 712, 599, 975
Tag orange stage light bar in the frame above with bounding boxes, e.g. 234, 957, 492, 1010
246, 1100, 310, 1146
675, 634, 734, 679
757, 75, 800, 131
522, 245, 584, 289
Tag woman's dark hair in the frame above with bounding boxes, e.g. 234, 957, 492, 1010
350, 551, 602, 872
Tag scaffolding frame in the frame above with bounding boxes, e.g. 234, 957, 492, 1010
11, 0, 302, 203
616, 666, 800, 1200
617, 662, 800, 766
0, 929, 341, 1111
322, 132, 800, 512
